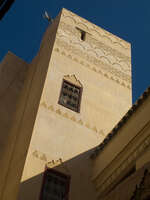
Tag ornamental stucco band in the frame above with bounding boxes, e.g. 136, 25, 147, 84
58, 22, 131, 66
40, 101, 105, 138
55, 30, 131, 80
55, 37, 130, 81
54, 47, 131, 89
61, 8, 130, 52
55, 21, 131, 88
94, 131, 150, 198
32, 151, 70, 173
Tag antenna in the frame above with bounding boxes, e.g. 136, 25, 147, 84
43, 11, 53, 23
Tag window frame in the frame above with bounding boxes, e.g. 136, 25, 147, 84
39, 167, 71, 200
58, 79, 83, 113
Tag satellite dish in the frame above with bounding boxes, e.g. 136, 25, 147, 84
43, 11, 53, 23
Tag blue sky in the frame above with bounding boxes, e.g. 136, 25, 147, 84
0, 0, 150, 103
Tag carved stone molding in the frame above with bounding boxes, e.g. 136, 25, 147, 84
54, 47, 131, 89
40, 101, 104, 138
94, 132, 150, 198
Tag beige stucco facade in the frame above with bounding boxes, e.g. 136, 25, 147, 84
92, 89, 150, 199
0, 11, 61, 200
18, 8, 132, 200
0, 52, 29, 200
0, 8, 133, 200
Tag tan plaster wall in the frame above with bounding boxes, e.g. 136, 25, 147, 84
19, 8, 132, 200
54, 8, 132, 135
102, 161, 150, 200
61, 8, 131, 57
19, 149, 98, 200
0, 52, 29, 199
92, 95, 150, 198
0, 12, 61, 200
136, 146, 150, 170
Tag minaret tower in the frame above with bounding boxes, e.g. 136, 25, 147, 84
0, 8, 132, 200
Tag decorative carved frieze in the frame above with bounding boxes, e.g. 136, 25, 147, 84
58, 22, 130, 63
31, 151, 70, 174
55, 9, 131, 88
40, 101, 104, 139
61, 9, 130, 53
55, 33, 131, 78
54, 47, 131, 89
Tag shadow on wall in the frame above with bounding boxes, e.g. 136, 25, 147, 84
103, 161, 150, 200
18, 148, 98, 200
18, 149, 150, 200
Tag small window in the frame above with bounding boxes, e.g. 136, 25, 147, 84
76, 27, 86, 41
40, 168, 70, 200
58, 80, 82, 113
81, 30, 86, 41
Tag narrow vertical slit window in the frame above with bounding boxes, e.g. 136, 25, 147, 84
76, 27, 86, 41
81, 30, 86, 41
